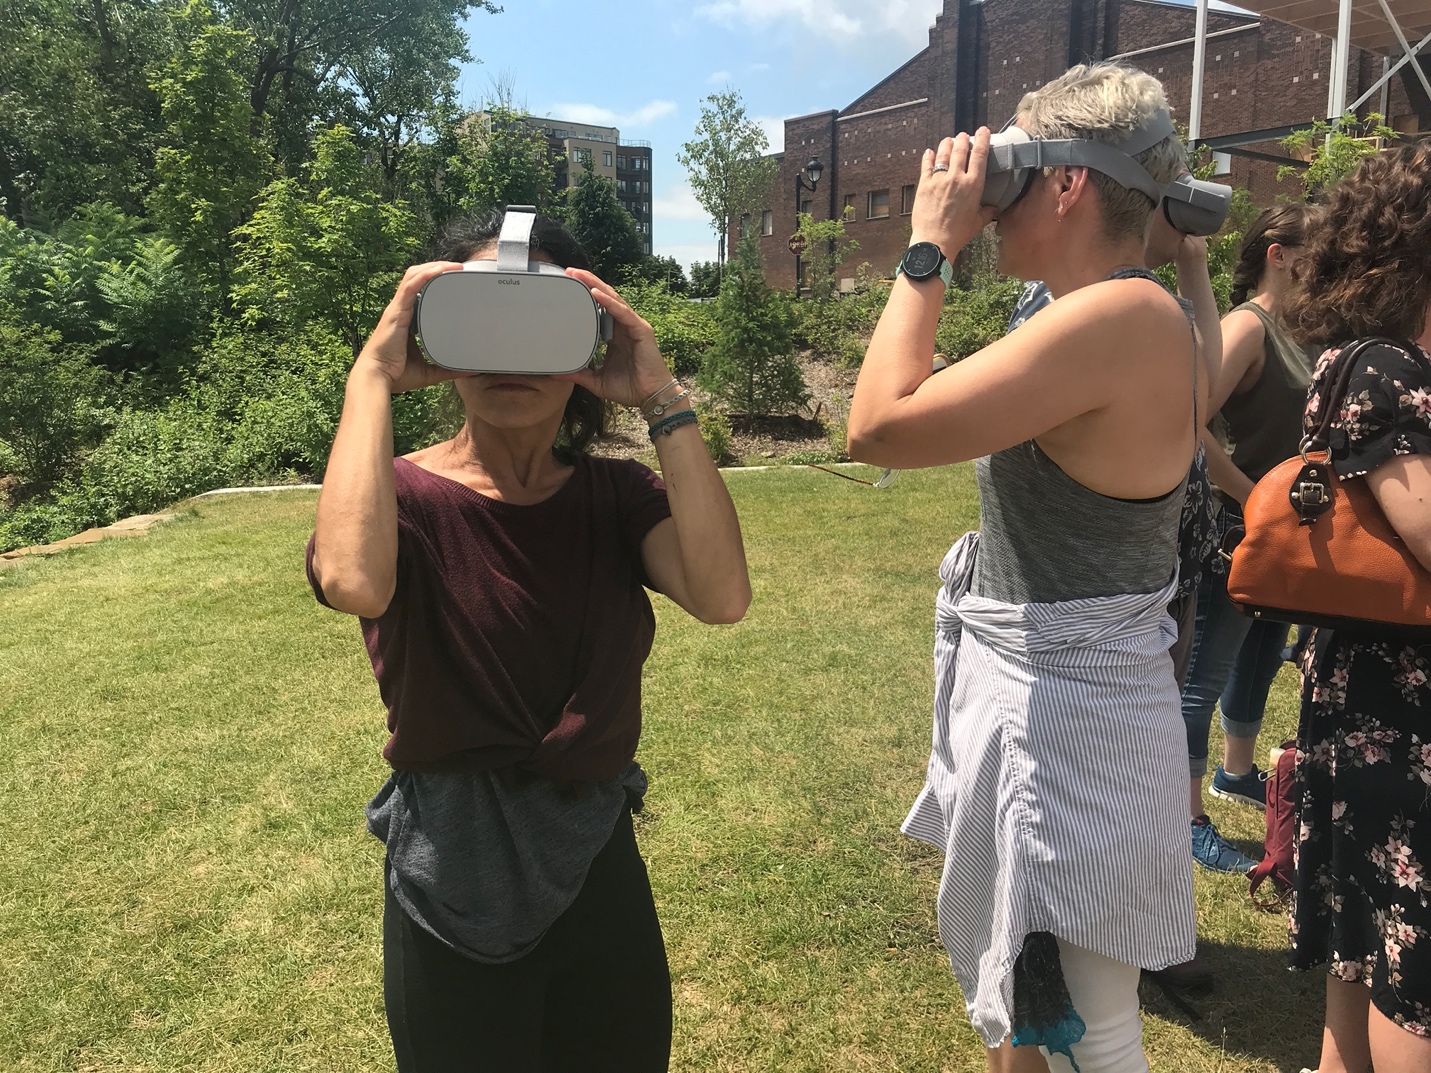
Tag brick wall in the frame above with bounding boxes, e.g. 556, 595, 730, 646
743, 0, 1431, 289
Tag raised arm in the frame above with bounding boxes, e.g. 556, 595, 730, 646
562, 269, 751, 626
1173, 236, 1222, 388
310, 263, 464, 617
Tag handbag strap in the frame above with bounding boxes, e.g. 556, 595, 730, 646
1304, 336, 1427, 455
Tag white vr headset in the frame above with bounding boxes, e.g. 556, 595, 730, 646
412, 206, 615, 375
981, 109, 1232, 236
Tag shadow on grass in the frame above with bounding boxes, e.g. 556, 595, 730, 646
1142, 937, 1324, 1073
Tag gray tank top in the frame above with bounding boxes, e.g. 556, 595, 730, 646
972, 268, 1194, 604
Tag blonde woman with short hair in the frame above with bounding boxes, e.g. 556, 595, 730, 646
849, 64, 1207, 1073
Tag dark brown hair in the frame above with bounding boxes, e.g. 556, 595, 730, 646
1229, 203, 1317, 306
1283, 143, 1431, 348
429, 210, 609, 461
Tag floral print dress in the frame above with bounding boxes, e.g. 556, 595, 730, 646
1290, 341, 1431, 1033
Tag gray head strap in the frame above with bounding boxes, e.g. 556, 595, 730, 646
988, 109, 1177, 202
496, 206, 538, 272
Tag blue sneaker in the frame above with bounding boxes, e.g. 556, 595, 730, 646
1191, 816, 1257, 873
1210, 764, 1268, 810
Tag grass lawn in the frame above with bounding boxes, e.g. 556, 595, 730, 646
0, 465, 1321, 1072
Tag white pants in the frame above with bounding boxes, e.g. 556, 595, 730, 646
1039, 940, 1149, 1073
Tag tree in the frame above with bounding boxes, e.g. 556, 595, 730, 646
147, 1, 269, 300
794, 210, 859, 301
445, 104, 558, 215
689, 260, 721, 299
233, 124, 419, 354
633, 255, 688, 293
0, 317, 109, 487
564, 164, 642, 282
218, 0, 493, 172
702, 234, 807, 417
677, 90, 779, 280
1281, 113, 1397, 198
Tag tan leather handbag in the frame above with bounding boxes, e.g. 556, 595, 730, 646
1225, 337, 1431, 638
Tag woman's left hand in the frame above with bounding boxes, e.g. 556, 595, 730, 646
558, 268, 674, 408
910, 129, 998, 261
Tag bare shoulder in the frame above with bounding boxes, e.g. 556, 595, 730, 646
1221, 306, 1267, 341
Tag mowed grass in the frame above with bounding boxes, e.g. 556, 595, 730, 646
0, 466, 1321, 1072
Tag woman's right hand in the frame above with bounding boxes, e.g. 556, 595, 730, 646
354, 262, 466, 394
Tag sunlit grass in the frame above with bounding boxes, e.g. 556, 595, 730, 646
0, 468, 1317, 1072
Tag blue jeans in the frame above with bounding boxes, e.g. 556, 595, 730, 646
1180, 570, 1290, 778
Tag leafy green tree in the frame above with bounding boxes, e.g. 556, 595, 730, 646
0, 318, 109, 487
794, 210, 859, 301
702, 234, 806, 416
219, 0, 494, 171
634, 254, 688, 293
689, 260, 721, 299
0, 0, 169, 225
1281, 113, 1397, 198
677, 90, 780, 279
147, 1, 269, 299
444, 105, 558, 215
234, 124, 419, 354
96, 236, 207, 366
564, 165, 642, 282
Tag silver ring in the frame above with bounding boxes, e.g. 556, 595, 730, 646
932, 163, 950, 173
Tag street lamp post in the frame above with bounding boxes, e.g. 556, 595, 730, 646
792, 156, 823, 292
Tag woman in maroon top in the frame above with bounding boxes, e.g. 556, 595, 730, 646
308, 212, 750, 1072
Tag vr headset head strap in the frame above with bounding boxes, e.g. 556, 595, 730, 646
497, 205, 539, 272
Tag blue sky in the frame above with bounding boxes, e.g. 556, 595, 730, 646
456, 0, 1249, 272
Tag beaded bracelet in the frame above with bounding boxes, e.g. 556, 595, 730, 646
647, 409, 698, 441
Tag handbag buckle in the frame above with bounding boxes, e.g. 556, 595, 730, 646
1290, 462, 1332, 524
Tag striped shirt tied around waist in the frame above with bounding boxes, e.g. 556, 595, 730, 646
903, 531, 1195, 1047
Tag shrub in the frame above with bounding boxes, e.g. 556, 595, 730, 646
96, 235, 208, 365
624, 279, 717, 377
935, 276, 1024, 359
702, 236, 807, 417
793, 287, 888, 368
696, 400, 732, 463
0, 318, 111, 487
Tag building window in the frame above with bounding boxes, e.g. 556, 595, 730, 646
761, 209, 773, 236
572, 147, 591, 166
867, 189, 889, 220
800, 198, 813, 215
644, 242, 651, 255
901, 184, 916, 215
603, 150, 612, 167
616, 155, 627, 169
739, 213, 750, 238
617, 179, 627, 193
843, 193, 857, 217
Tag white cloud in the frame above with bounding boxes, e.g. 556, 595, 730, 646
542, 99, 678, 130
652, 183, 711, 223
696, 0, 942, 45
707, 70, 732, 84
753, 115, 785, 154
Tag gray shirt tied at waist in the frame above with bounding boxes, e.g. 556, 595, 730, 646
369, 762, 647, 963
973, 441, 1182, 604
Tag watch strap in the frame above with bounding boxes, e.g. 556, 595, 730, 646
896, 246, 953, 287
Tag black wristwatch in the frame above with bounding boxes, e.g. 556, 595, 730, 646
897, 241, 953, 286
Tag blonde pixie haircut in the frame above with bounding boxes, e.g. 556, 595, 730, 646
1016, 63, 1186, 240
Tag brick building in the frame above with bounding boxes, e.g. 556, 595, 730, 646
745, 0, 1431, 290
535, 118, 655, 256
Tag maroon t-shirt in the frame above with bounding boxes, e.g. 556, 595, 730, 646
307, 454, 671, 780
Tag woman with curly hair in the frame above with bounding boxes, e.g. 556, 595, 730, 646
1281, 144, 1431, 1072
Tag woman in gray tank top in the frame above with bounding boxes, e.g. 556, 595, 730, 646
849, 64, 1207, 1073
1179, 205, 1318, 877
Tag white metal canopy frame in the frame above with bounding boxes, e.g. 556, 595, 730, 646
1187, 0, 1431, 144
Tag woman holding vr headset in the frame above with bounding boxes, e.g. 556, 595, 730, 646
849, 64, 1206, 1072
306, 210, 750, 1072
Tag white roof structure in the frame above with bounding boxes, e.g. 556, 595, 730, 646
1187, 0, 1431, 140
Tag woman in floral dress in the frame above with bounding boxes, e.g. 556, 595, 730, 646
1282, 144, 1431, 1073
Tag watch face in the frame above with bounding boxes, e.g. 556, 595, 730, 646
903, 242, 943, 279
